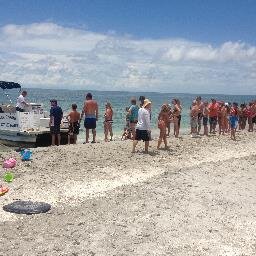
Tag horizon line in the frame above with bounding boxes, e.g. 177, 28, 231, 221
23, 86, 256, 97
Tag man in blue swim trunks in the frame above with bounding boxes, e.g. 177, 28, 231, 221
81, 93, 98, 143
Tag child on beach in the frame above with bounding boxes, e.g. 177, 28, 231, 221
229, 102, 239, 140
104, 102, 113, 142
122, 107, 131, 139
157, 104, 169, 149
67, 104, 80, 144
202, 101, 209, 136
125, 107, 130, 129
121, 127, 129, 140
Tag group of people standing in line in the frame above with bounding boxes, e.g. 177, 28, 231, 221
121, 96, 183, 152
117, 95, 256, 152
47, 92, 256, 148
189, 97, 256, 141
50, 93, 113, 146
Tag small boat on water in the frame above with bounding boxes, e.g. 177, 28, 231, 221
0, 81, 69, 147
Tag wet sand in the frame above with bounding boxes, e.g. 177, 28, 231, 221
0, 131, 256, 255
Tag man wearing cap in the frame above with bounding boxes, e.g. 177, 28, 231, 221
132, 99, 151, 153
49, 99, 63, 146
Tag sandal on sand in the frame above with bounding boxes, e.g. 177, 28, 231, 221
0, 185, 9, 196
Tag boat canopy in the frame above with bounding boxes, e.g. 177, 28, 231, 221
0, 81, 21, 90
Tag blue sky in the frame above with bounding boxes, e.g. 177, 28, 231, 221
0, 0, 256, 94
1, 0, 256, 44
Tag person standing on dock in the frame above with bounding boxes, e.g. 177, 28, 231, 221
16, 91, 30, 112
49, 99, 63, 146
81, 93, 98, 143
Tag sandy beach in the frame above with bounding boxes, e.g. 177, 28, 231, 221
0, 131, 256, 256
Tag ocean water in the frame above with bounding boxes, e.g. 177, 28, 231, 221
1, 88, 255, 140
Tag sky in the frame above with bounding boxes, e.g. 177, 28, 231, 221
0, 0, 256, 94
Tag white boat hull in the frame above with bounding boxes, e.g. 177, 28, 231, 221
0, 129, 69, 147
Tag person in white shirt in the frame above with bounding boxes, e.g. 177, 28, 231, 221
16, 91, 29, 112
132, 99, 151, 153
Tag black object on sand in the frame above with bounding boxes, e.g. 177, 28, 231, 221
3, 201, 51, 215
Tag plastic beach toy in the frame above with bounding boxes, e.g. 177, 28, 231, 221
3, 158, 17, 169
20, 149, 32, 161
0, 186, 9, 196
4, 172, 14, 183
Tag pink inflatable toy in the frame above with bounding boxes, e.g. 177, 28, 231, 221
3, 158, 17, 169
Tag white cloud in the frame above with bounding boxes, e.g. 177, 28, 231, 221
0, 22, 256, 94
